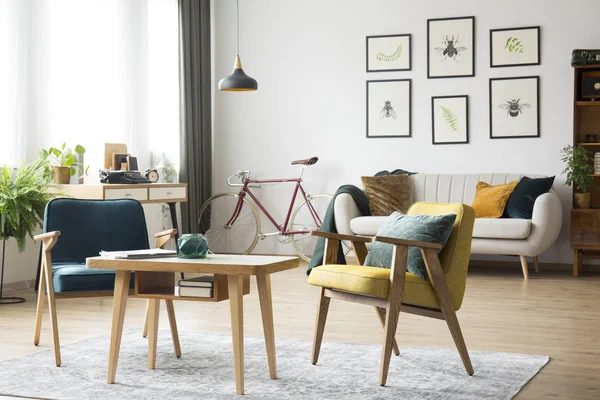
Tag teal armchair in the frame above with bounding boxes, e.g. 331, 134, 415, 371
34, 198, 180, 366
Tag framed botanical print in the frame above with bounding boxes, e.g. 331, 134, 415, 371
489, 76, 540, 139
366, 79, 411, 138
366, 34, 411, 72
427, 16, 475, 78
432, 95, 468, 144
490, 26, 540, 67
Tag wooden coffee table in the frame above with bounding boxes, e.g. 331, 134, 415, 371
86, 254, 299, 395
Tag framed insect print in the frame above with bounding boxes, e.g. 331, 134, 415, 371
427, 16, 475, 79
489, 76, 540, 139
366, 79, 411, 138
432, 95, 468, 145
490, 26, 540, 67
366, 34, 411, 72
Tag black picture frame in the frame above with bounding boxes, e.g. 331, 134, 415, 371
366, 79, 412, 139
490, 26, 540, 68
366, 33, 412, 72
489, 76, 540, 139
431, 95, 469, 145
427, 16, 475, 79
113, 153, 130, 171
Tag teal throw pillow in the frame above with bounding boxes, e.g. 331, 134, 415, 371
364, 211, 456, 280
505, 176, 555, 219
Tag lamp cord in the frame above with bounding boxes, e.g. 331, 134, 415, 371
236, 0, 240, 55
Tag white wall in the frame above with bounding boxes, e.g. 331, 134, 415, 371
212, 0, 600, 262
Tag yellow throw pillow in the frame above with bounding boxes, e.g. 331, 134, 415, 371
471, 181, 518, 218
361, 174, 413, 216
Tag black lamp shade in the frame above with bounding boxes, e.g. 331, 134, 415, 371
219, 55, 258, 92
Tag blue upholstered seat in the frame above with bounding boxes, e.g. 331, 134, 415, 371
43, 198, 149, 294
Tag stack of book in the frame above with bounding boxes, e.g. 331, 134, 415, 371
595, 153, 600, 174
176, 275, 214, 298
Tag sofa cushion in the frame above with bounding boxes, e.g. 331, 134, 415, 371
471, 181, 518, 218
472, 218, 531, 239
361, 174, 413, 215
364, 211, 456, 280
505, 176, 555, 219
350, 216, 389, 236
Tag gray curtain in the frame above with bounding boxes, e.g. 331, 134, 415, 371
178, 0, 212, 234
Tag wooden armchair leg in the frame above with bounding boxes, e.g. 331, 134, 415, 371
375, 307, 399, 356
533, 256, 540, 273
33, 265, 47, 346
519, 256, 529, 280
311, 288, 330, 365
165, 299, 181, 358
142, 301, 149, 338
379, 245, 408, 386
423, 248, 474, 376
42, 258, 61, 367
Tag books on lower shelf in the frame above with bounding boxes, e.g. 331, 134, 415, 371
595, 153, 600, 174
176, 275, 214, 298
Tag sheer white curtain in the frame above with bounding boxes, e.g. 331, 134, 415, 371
0, 0, 179, 176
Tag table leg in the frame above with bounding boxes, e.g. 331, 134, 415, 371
256, 271, 277, 379
168, 203, 180, 240
573, 249, 580, 277
228, 275, 244, 395
148, 299, 160, 369
107, 270, 131, 384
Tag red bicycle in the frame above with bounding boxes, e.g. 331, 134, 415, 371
198, 157, 333, 262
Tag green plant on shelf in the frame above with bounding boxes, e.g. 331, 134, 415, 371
39, 143, 89, 181
561, 145, 598, 192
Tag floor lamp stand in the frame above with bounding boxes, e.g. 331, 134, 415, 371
0, 237, 26, 305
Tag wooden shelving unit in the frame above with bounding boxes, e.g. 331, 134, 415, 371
571, 65, 600, 276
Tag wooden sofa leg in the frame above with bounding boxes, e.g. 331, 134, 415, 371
533, 256, 540, 273
375, 307, 400, 356
519, 256, 529, 280
312, 288, 330, 365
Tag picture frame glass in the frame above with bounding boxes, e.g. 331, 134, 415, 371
490, 77, 539, 138
432, 96, 468, 144
367, 80, 411, 138
491, 27, 539, 67
428, 17, 474, 78
367, 35, 410, 71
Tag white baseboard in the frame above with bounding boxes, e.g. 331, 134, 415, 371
2, 279, 35, 293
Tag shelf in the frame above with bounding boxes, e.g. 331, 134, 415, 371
578, 143, 600, 146
574, 65, 600, 69
576, 101, 600, 106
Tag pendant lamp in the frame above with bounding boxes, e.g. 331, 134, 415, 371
218, 0, 257, 91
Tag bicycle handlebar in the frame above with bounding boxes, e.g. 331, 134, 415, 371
227, 170, 261, 188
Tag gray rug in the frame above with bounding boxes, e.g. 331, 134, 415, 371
0, 330, 548, 400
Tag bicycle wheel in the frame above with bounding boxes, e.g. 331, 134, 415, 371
198, 193, 260, 255
290, 194, 333, 262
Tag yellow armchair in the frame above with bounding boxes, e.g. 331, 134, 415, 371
307, 202, 476, 386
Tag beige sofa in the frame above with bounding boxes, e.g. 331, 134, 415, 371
334, 173, 562, 279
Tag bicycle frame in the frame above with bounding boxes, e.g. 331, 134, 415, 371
225, 173, 324, 236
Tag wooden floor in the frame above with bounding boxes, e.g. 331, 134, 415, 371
1, 264, 599, 399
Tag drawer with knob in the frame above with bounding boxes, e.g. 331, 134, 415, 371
149, 186, 187, 201
104, 188, 148, 201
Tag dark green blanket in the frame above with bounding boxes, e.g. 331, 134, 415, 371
307, 169, 416, 275
307, 185, 370, 275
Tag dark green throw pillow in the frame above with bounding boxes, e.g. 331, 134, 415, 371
364, 211, 456, 280
505, 176, 555, 219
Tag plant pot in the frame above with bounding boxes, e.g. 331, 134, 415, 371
52, 167, 70, 184
574, 193, 591, 209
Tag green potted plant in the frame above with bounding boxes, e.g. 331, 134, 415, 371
561, 145, 598, 209
0, 157, 57, 304
39, 143, 89, 184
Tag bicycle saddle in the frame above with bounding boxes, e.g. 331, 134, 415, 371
291, 156, 318, 166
